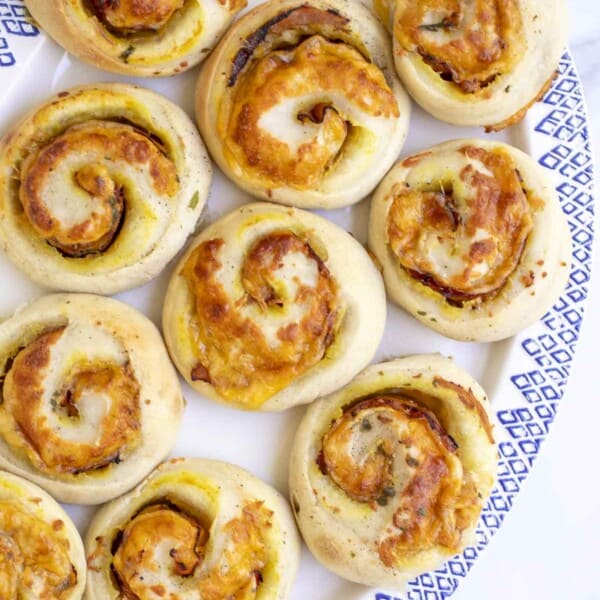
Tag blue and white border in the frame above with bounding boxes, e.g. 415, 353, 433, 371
377, 53, 595, 600
0, 4, 595, 599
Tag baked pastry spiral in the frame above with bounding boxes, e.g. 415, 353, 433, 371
289, 355, 497, 588
0, 83, 211, 294
0, 294, 183, 504
24, 0, 246, 77
369, 139, 571, 342
163, 202, 386, 411
381, 0, 567, 130
85, 458, 300, 599
0, 469, 86, 599
196, 0, 411, 208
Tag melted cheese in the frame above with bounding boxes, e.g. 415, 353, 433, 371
112, 501, 272, 599
181, 230, 341, 408
320, 394, 481, 567
223, 34, 399, 190
0, 500, 77, 599
394, 0, 526, 94
90, 0, 184, 31
386, 145, 536, 303
19, 120, 178, 257
0, 323, 141, 475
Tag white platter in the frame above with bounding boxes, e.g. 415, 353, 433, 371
0, 2, 595, 598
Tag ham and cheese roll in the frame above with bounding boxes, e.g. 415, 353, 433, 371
384, 0, 567, 130
0, 294, 183, 504
163, 202, 386, 411
196, 0, 411, 208
0, 470, 86, 599
369, 139, 571, 341
25, 0, 245, 77
289, 355, 497, 588
0, 83, 210, 294
85, 458, 300, 599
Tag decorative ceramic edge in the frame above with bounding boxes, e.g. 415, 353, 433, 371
0, 5, 595, 599
378, 52, 595, 600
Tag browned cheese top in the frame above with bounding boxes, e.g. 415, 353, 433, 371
0, 327, 141, 475
387, 145, 538, 306
221, 6, 399, 190
19, 120, 178, 257
0, 499, 77, 599
394, 0, 526, 94
182, 230, 341, 408
111, 501, 273, 599
88, 0, 184, 31
319, 393, 484, 568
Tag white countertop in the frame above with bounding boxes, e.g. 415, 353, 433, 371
455, 2, 600, 599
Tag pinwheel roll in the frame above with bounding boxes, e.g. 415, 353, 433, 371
196, 0, 411, 208
0, 469, 86, 599
163, 202, 386, 411
369, 139, 571, 342
25, 0, 245, 77
0, 83, 210, 294
86, 458, 300, 599
0, 294, 183, 505
289, 355, 497, 588
387, 0, 567, 130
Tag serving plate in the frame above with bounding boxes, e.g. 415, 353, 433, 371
0, 2, 595, 598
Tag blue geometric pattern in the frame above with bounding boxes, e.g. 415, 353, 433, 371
373, 52, 595, 600
0, 1, 39, 68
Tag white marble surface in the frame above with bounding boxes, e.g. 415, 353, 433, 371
454, 2, 600, 599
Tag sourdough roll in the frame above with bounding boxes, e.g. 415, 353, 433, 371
25, 0, 246, 77
0, 294, 183, 504
289, 355, 497, 588
369, 139, 571, 341
163, 202, 386, 411
0, 469, 86, 599
85, 458, 300, 599
0, 83, 210, 294
385, 0, 567, 130
196, 0, 411, 208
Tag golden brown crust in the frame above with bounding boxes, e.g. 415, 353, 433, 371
162, 202, 386, 412
0, 83, 210, 294
223, 34, 399, 191
3, 327, 141, 475
0, 470, 86, 599
389, 0, 567, 128
85, 458, 300, 600
180, 230, 340, 408
289, 355, 498, 587
394, 0, 525, 94
196, 0, 411, 208
0, 294, 183, 505
368, 138, 571, 341
25, 0, 245, 76
386, 144, 534, 305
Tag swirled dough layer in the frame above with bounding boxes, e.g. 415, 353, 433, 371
163, 202, 386, 411
289, 355, 497, 588
196, 0, 410, 208
0, 469, 86, 599
368, 139, 571, 341
0, 293, 183, 504
25, 0, 246, 77
0, 83, 210, 294
85, 458, 300, 599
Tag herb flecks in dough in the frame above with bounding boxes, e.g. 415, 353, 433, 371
318, 392, 482, 568
395, 0, 525, 94
387, 145, 536, 307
